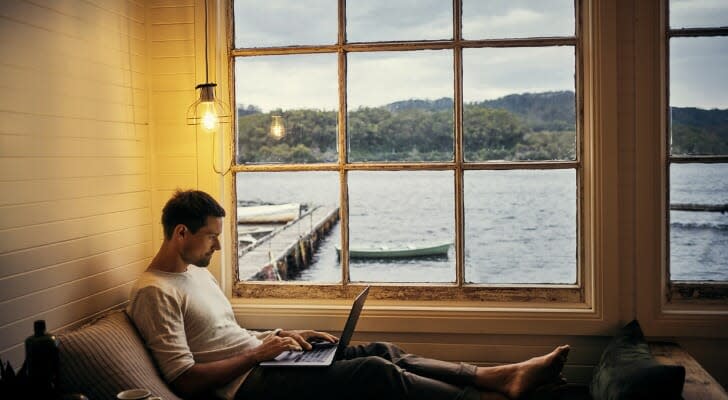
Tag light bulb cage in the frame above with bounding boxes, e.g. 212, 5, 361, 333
186, 83, 231, 127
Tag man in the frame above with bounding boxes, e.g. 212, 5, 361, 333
128, 189, 570, 400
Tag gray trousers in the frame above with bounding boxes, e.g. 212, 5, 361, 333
236, 342, 480, 400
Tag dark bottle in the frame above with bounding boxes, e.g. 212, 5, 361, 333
25, 320, 59, 399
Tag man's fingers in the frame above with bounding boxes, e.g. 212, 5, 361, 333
286, 333, 310, 350
284, 337, 302, 351
315, 332, 338, 343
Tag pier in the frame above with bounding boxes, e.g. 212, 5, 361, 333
670, 203, 728, 213
237, 205, 339, 281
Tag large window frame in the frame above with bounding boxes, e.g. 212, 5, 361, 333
663, 3, 728, 305
634, 1, 728, 337
224, 0, 621, 327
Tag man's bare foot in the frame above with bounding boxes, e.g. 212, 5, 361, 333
501, 345, 570, 399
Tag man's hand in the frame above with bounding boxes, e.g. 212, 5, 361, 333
252, 334, 304, 361
277, 330, 339, 351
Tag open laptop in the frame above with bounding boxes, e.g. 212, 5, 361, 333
260, 286, 370, 367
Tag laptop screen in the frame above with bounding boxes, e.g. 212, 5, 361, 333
336, 286, 370, 354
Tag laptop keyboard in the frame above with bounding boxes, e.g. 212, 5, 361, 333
297, 347, 331, 362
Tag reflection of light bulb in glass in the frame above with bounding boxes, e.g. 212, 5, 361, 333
270, 115, 286, 140
200, 102, 219, 132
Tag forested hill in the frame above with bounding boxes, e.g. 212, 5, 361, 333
236, 91, 728, 163
671, 107, 728, 154
386, 91, 576, 131
477, 91, 576, 131
384, 92, 728, 153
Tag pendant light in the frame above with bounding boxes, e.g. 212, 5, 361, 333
186, 0, 230, 133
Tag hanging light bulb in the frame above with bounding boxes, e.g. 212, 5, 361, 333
187, 83, 229, 133
186, 0, 229, 132
270, 115, 286, 140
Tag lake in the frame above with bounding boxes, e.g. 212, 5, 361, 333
237, 164, 727, 283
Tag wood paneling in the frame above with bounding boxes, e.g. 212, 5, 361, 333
0, 225, 152, 277
147, 0, 201, 249
0, 191, 150, 229
0, 0, 153, 369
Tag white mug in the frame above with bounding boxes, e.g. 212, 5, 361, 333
116, 388, 151, 400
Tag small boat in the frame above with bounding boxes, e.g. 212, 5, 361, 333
237, 203, 300, 224
336, 241, 453, 259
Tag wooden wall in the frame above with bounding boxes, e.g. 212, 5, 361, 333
147, 0, 225, 279
0, 0, 203, 370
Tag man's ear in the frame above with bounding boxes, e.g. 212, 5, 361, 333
173, 224, 187, 239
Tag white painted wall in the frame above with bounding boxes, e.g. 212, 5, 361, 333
0, 0, 214, 370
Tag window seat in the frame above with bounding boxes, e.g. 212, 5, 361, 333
53, 310, 726, 400
649, 342, 728, 400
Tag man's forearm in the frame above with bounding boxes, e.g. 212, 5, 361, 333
171, 349, 260, 398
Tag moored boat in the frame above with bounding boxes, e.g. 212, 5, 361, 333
336, 241, 453, 259
237, 203, 301, 224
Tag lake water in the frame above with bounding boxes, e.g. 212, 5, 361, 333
237, 164, 727, 283
670, 163, 728, 280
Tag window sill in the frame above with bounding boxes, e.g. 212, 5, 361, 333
230, 296, 616, 336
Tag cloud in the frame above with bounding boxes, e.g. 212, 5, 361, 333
348, 51, 453, 107
233, 0, 578, 110
463, 0, 574, 38
670, 36, 728, 109
234, 0, 336, 47
235, 54, 338, 111
669, 0, 728, 28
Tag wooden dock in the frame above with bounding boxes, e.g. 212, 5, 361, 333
237, 205, 339, 281
670, 203, 728, 213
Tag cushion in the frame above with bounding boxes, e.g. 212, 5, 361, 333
57, 310, 182, 400
590, 320, 685, 400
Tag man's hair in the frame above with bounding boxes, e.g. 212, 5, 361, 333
161, 190, 226, 239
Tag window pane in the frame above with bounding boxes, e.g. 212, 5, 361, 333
233, 0, 336, 47
463, 0, 574, 39
463, 47, 576, 161
237, 172, 341, 282
669, 163, 728, 281
346, 0, 452, 42
347, 171, 455, 283
235, 54, 338, 164
669, 37, 728, 156
347, 51, 454, 162
464, 169, 576, 284
669, 0, 728, 29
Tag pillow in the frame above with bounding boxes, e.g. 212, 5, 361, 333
57, 310, 182, 400
590, 320, 685, 400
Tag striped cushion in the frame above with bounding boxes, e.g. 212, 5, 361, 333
57, 310, 182, 400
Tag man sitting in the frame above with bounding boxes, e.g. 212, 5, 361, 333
127, 189, 570, 400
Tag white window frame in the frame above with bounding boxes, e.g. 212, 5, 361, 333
634, 0, 728, 337
220, 0, 625, 336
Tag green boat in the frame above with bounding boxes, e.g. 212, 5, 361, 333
336, 241, 453, 259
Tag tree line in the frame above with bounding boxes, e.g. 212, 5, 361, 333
236, 91, 727, 163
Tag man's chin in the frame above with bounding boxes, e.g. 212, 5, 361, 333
195, 256, 212, 267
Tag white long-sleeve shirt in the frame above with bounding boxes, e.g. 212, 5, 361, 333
127, 266, 277, 399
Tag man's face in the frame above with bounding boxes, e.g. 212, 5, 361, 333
181, 216, 223, 267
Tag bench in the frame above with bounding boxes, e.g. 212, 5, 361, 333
52, 310, 727, 400
649, 342, 728, 400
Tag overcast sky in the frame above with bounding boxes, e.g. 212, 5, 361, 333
233, 0, 727, 111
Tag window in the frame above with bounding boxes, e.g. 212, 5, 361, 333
230, 0, 582, 301
666, 1, 728, 302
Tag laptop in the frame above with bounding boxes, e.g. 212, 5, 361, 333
260, 286, 370, 367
